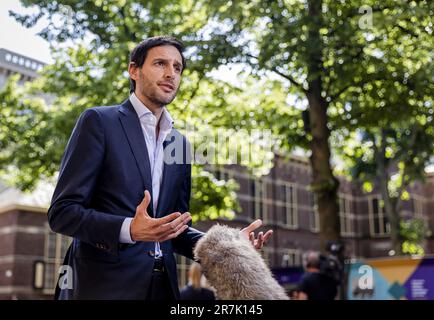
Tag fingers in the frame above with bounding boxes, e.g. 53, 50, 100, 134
143, 190, 151, 209
136, 190, 152, 216
241, 219, 263, 234
157, 212, 191, 238
263, 230, 273, 244
159, 224, 189, 242
156, 211, 183, 225
133, 209, 190, 242
255, 231, 264, 249
247, 228, 273, 249
249, 232, 254, 244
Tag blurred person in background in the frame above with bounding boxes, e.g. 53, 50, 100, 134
297, 251, 338, 300
180, 262, 215, 300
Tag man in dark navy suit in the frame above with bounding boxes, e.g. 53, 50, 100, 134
48, 36, 272, 300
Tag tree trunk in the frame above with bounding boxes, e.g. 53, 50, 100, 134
375, 130, 402, 254
306, 0, 341, 251
377, 170, 402, 254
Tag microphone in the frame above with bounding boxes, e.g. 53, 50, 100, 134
194, 224, 289, 300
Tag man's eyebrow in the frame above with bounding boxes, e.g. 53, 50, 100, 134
152, 58, 182, 66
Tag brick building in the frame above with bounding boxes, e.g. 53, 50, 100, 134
1, 157, 432, 299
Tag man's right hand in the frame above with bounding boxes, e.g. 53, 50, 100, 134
130, 190, 191, 242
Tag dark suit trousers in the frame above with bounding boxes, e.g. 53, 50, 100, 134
146, 259, 175, 300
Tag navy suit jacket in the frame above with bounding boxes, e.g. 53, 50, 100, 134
48, 99, 203, 299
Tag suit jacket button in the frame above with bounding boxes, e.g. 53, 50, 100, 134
148, 250, 155, 257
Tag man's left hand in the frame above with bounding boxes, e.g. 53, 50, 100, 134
240, 219, 273, 250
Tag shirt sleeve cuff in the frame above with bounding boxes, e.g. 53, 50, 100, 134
119, 218, 136, 244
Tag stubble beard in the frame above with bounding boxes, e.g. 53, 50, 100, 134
147, 88, 177, 107
139, 71, 178, 108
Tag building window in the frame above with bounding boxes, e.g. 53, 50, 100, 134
368, 196, 390, 236
276, 182, 298, 228
309, 193, 320, 232
339, 196, 355, 236
261, 247, 273, 267
175, 254, 192, 289
44, 230, 72, 292
412, 197, 424, 218
250, 177, 266, 222
280, 249, 301, 267
206, 165, 234, 182
216, 168, 233, 181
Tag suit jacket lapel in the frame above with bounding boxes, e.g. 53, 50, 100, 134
118, 99, 154, 215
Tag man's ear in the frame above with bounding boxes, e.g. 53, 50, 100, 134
128, 62, 138, 80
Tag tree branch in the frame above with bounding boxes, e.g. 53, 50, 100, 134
395, 126, 420, 211
271, 66, 306, 93
189, 72, 205, 101
396, 24, 419, 38
245, 54, 307, 93
329, 72, 388, 103
329, 83, 353, 102
246, 54, 306, 92
118, 6, 137, 42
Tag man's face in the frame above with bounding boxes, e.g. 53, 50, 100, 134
129, 45, 183, 108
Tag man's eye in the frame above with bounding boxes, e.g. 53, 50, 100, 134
156, 61, 164, 66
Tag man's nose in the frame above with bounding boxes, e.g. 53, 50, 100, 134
164, 65, 175, 79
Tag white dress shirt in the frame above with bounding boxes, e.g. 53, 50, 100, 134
119, 93, 174, 258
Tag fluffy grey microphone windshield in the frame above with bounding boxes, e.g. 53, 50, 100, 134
193, 224, 289, 300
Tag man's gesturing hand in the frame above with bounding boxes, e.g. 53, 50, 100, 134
240, 219, 273, 250
130, 190, 191, 242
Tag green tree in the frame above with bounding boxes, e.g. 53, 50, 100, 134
340, 124, 433, 254
1, 0, 218, 220
400, 218, 432, 255
337, 117, 433, 254
0, 75, 65, 189
332, 9, 433, 253
2, 0, 290, 221
4, 0, 433, 249
185, 0, 432, 248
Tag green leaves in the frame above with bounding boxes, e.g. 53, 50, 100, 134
0, 75, 64, 190
190, 166, 240, 222
4, 0, 433, 232
400, 218, 432, 255
5, 0, 296, 221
